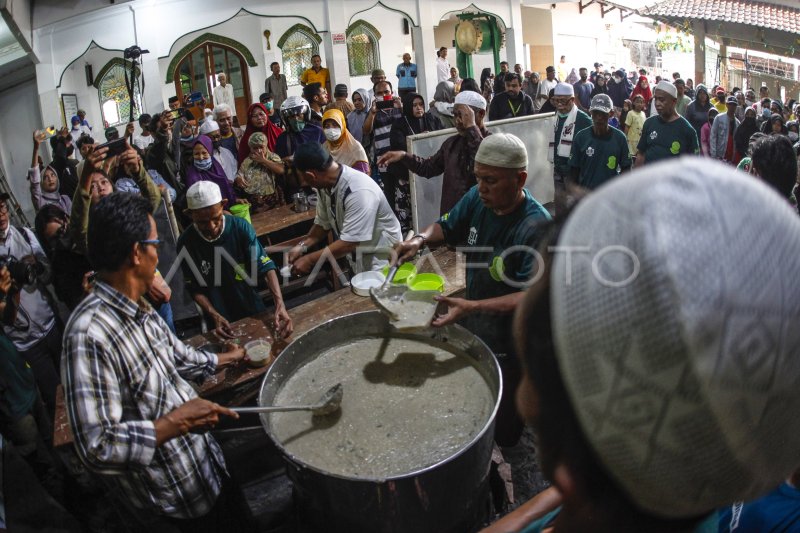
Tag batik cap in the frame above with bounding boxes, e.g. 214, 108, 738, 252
550, 158, 800, 518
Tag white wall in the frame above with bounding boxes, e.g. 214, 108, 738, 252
32, 0, 524, 131
0, 78, 42, 223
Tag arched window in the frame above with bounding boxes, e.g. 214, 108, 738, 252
346, 21, 381, 77
96, 59, 141, 127
278, 26, 320, 87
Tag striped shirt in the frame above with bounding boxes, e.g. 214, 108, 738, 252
62, 281, 225, 519
372, 108, 402, 158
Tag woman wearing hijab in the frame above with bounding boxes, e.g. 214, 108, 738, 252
766, 113, 788, 136
430, 80, 456, 128
685, 84, 713, 139
238, 102, 282, 164
565, 68, 579, 85
29, 131, 71, 213
185, 135, 238, 206
322, 108, 369, 174
590, 75, 609, 98
630, 76, 652, 115
386, 93, 444, 232
235, 132, 285, 213
701, 108, 719, 156
734, 107, 759, 164
347, 89, 372, 146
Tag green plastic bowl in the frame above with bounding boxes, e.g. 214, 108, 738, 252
382, 263, 417, 285
409, 273, 444, 293
229, 203, 252, 224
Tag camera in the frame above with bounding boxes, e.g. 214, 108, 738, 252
0, 257, 44, 286
123, 46, 149, 60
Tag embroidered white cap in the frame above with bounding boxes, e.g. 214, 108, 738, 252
186, 181, 222, 210
654, 80, 678, 99
199, 120, 219, 135
454, 90, 487, 110
474, 132, 527, 168
554, 82, 574, 97
550, 158, 800, 518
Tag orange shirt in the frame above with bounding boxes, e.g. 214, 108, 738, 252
301, 67, 329, 87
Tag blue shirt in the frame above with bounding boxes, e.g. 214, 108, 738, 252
396, 62, 417, 90
520, 507, 718, 532
718, 482, 800, 532
573, 80, 594, 109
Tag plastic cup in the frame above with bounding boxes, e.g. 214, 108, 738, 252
229, 203, 252, 224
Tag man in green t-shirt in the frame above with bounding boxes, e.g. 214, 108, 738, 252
569, 93, 631, 191
636, 80, 699, 166
394, 133, 551, 447
549, 83, 592, 209
176, 181, 292, 339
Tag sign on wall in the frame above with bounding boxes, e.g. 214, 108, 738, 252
61, 94, 79, 128
332, 33, 346, 45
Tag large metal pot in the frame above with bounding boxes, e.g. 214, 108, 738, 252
257, 311, 502, 533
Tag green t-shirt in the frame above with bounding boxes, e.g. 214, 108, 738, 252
0, 334, 36, 423
177, 214, 276, 322
636, 114, 699, 163
569, 126, 631, 190
554, 109, 592, 175
438, 187, 551, 354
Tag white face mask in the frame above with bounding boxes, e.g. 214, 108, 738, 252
789, 131, 799, 142
324, 128, 342, 142
613, 76, 622, 84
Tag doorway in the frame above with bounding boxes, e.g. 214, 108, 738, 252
173, 42, 250, 125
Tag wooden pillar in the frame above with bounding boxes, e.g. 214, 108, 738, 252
719, 38, 729, 88
693, 20, 706, 85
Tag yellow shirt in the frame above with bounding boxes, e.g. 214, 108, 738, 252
301, 67, 329, 87
713, 99, 728, 113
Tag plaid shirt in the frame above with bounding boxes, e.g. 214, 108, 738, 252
62, 281, 225, 519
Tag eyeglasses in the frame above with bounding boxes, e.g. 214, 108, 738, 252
139, 239, 161, 249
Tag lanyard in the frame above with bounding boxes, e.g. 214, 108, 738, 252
508, 99, 521, 117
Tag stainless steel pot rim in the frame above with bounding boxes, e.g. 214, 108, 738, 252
256, 310, 503, 483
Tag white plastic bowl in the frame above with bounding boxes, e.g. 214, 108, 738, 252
351, 271, 386, 297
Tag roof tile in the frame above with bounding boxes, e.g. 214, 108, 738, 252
641, 0, 800, 34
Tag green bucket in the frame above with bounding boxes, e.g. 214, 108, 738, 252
229, 203, 252, 224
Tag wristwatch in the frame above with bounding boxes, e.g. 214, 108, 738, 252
412, 234, 427, 244
297, 241, 308, 254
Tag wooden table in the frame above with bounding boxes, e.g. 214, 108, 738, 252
54, 248, 465, 448
250, 205, 316, 242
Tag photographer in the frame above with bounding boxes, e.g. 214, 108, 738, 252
0, 192, 61, 415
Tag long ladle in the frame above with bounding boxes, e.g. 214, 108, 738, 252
231, 383, 343, 416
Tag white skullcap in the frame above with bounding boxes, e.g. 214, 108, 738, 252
199, 120, 220, 135
474, 133, 527, 168
554, 82, 574, 97
454, 91, 487, 110
186, 180, 222, 210
654, 80, 678, 99
550, 158, 800, 518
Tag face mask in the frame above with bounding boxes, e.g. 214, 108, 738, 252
613, 76, 622, 84
289, 119, 306, 133
265, 102, 274, 111
324, 128, 342, 142
762, 109, 772, 119
194, 158, 212, 171
180, 135, 195, 143
790, 132, 799, 142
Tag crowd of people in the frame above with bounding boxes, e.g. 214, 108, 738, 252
1, 47, 799, 533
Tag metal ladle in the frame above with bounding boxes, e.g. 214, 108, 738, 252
231, 383, 343, 416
